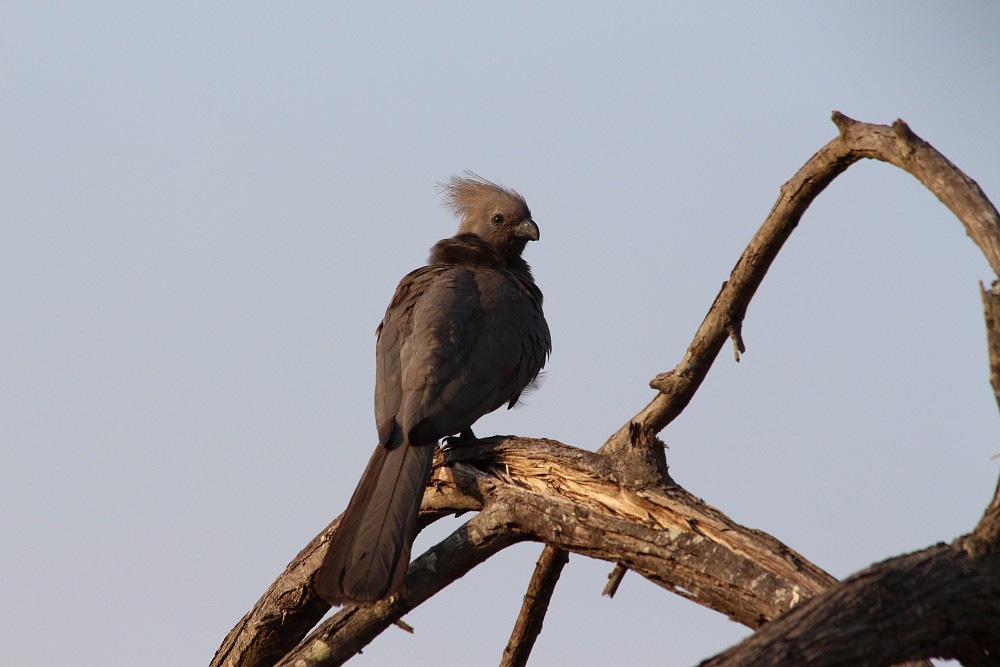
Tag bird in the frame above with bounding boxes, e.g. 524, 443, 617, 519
315, 174, 551, 605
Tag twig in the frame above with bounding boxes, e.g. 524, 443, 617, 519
602, 564, 627, 597
392, 619, 414, 634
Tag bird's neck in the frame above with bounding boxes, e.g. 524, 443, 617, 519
429, 233, 532, 278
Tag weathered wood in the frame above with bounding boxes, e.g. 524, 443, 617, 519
981, 281, 1000, 417
251, 438, 837, 666
500, 545, 569, 667
275, 496, 528, 667
604, 112, 1000, 459
210, 516, 337, 667
700, 539, 1000, 667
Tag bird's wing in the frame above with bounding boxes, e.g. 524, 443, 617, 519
374, 264, 549, 448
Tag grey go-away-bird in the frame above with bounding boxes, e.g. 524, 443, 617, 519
316, 174, 551, 604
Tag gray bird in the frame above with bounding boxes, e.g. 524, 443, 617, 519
316, 175, 551, 604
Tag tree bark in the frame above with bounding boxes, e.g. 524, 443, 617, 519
500, 545, 569, 667
700, 487, 1000, 667
266, 438, 839, 666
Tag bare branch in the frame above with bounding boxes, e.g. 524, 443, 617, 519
216, 437, 837, 667
210, 518, 337, 667
971, 455, 1000, 552
980, 281, 1000, 417
500, 546, 570, 667
602, 564, 627, 597
210, 448, 479, 667
603, 112, 1000, 457
439, 438, 836, 627
277, 497, 528, 667
834, 113, 1000, 274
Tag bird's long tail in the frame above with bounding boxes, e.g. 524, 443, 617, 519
316, 441, 435, 604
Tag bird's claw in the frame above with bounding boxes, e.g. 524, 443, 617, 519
442, 429, 477, 451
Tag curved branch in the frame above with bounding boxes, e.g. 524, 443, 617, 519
837, 114, 1000, 273
603, 112, 1000, 457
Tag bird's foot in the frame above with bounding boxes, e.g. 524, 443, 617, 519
442, 428, 477, 451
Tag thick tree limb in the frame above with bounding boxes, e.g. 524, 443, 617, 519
262, 437, 839, 667
497, 427, 664, 667
700, 496, 1000, 667
276, 495, 528, 667
444, 438, 835, 626
699, 544, 1000, 667
209, 449, 486, 667
210, 517, 339, 667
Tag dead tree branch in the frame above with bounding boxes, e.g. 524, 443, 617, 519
276, 494, 528, 667
500, 545, 570, 667
602, 111, 1000, 457
273, 437, 836, 666
700, 490, 1000, 667
981, 281, 1000, 416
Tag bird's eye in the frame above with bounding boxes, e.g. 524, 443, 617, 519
492, 214, 505, 224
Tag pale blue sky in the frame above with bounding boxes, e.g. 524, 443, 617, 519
2, 3, 999, 665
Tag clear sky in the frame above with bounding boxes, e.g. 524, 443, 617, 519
2, 3, 999, 666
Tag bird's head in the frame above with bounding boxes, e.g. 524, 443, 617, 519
442, 173, 539, 258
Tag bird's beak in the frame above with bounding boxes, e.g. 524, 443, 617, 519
514, 218, 540, 241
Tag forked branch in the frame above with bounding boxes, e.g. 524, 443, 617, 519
602, 111, 1000, 457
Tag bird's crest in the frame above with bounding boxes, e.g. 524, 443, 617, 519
440, 172, 527, 220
